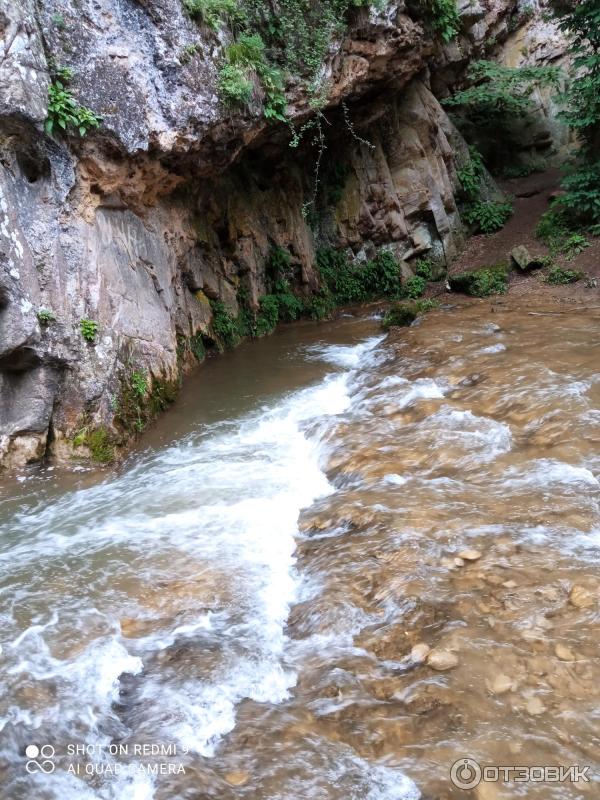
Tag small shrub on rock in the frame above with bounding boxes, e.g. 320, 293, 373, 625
414, 258, 435, 281
80, 318, 99, 342
37, 308, 56, 325
403, 275, 427, 299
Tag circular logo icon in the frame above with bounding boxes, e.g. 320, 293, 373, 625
25, 744, 55, 774
450, 757, 482, 790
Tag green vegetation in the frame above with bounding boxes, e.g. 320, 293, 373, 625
411, 297, 440, 314
189, 331, 206, 361
455, 146, 513, 233
531, 2, 600, 229
560, 232, 591, 260
72, 426, 114, 464
449, 263, 510, 296
444, 60, 559, 174
184, 0, 245, 29
462, 200, 513, 234
535, 210, 562, 249
185, 0, 459, 121
254, 294, 280, 336
117, 370, 150, 433
206, 246, 411, 346
264, 247, 304, 322
310, 247, 441, 319
546, 266, 584, 285
443, 60, 560, 126
414, 258, 434, 281
424, 0, 461, 42
114, 369, 179, 436
382, 298, 439, 330
80, 318, 99, 342
180, 43, 201, 64
208, 249, 306, 345
218, 63, 254, 105
149, 379, 179, 414
217, 33, 287, 119
316, 248, 402, 304
536, 212, 592, 259
457, 146, 485, 201
37, 308, 56, 325
558, 165, 600, 226
130, 370, 148, 398
210, 299, 242, 349
553, 1, 600, 147
45, 70, 101, 137
304, 291, 337, 321
403, 275, 426, 299
382, 303, 417, 330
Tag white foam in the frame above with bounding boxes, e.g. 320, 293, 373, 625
503, 460, 599, 489
263, 745, 420, 800
479, 342, 506, 354
1, 337, 387, 797
427, 407, 512, 462
482, 322, 501, 334
384, 474, 409, 486
305, 335, 386, 369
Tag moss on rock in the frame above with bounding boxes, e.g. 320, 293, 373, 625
382, 298, 439, 330
449, 263, 510, 297
72, 426, 115, 464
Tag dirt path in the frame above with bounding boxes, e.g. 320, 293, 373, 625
447, 169, 600, 306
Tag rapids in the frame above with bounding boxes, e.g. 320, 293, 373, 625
0, 301, 599, 799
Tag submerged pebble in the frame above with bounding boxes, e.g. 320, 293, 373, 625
427, 649, 459, 671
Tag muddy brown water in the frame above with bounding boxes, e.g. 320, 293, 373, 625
0, 302, 599, 800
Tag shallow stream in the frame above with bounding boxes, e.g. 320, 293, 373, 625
1, 301, 599, 799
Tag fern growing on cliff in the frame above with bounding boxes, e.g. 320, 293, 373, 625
218, 64, 254, 105
184, 0, 246, 29
217, 33, 286, 119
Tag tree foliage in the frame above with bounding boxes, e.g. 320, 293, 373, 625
550, 0, 600, 226
443, 60, 560, 125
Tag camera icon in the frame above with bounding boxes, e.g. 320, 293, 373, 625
25, 744, 56, 774
450, 757, 482, 789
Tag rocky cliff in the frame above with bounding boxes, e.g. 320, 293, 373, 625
0, 0, 563, 469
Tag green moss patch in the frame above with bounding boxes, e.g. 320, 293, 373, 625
72, 426, 115, 464
449, 263, 510, 297
546, 266, 584, 285
382, 298, 439, 330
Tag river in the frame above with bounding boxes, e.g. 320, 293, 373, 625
0, 301, 599, 799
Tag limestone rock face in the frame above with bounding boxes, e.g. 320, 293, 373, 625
0, 0, 560, 469
494, 1, 573, 160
